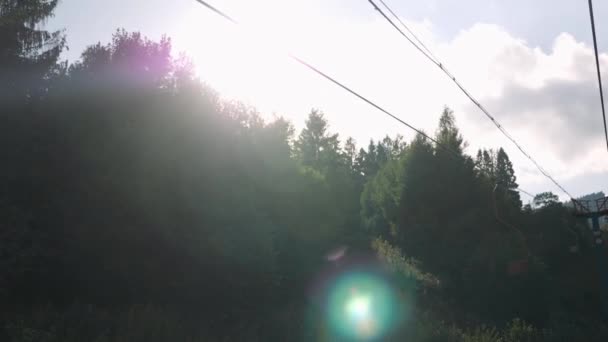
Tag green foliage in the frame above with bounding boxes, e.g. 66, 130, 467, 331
501, 319, 539, 342
2, 2, 607, 340
361, 157, 405, 236
372, 238, 439, 288
533, 192, 560, 208
476, 148, 521, 209
436, 107, 464, 153
0, 0, 65, 101
295, 109, 340, 172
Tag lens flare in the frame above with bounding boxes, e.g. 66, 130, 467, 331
346, 295, 370, 319
326, 272, 400, 340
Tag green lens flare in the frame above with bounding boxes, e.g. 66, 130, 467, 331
326, 272, 400, 340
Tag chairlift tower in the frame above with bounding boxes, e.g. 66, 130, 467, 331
573, 197, 608, 317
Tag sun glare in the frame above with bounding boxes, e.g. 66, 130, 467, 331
176, 0, 329, 118
327, 272, 402, 340
346, 295, 371, 319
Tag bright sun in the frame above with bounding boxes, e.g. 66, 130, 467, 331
346, 295, 372, 319
176, 0, 329, 115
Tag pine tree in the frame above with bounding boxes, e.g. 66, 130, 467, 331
1, 0, 65, 101
436, 107, 464, 154
483, 149, 495, 178
495, 148, 521, 207
354, 140, 380, 179
295, 109, 340, 171
344, 137, 357, 167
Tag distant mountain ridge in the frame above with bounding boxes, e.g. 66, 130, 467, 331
564, 191, 606, 208
577, 192, 606, 202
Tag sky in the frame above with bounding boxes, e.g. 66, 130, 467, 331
47, 0, 608, 201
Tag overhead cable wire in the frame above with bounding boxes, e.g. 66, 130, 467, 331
516, 188, 534, 198
368, 0, 574, 199
287, 54, 459, 156
376, 0, 438, 63
194, 0, 237, 24
192, 0, 460, 159
587, 0, 608, 152
193, 0, 537, 200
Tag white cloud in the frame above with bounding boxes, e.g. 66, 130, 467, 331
172, 2, 607, 197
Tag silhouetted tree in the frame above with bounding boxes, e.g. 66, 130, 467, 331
1, 2, 606, 338
0, 0, 65, 102
534, 192, 560, 208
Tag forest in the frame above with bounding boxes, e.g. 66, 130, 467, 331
2, 1, 608, 341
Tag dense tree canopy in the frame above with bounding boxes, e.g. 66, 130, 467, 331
1, 2, 607, 341
0, 0, 65, 102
